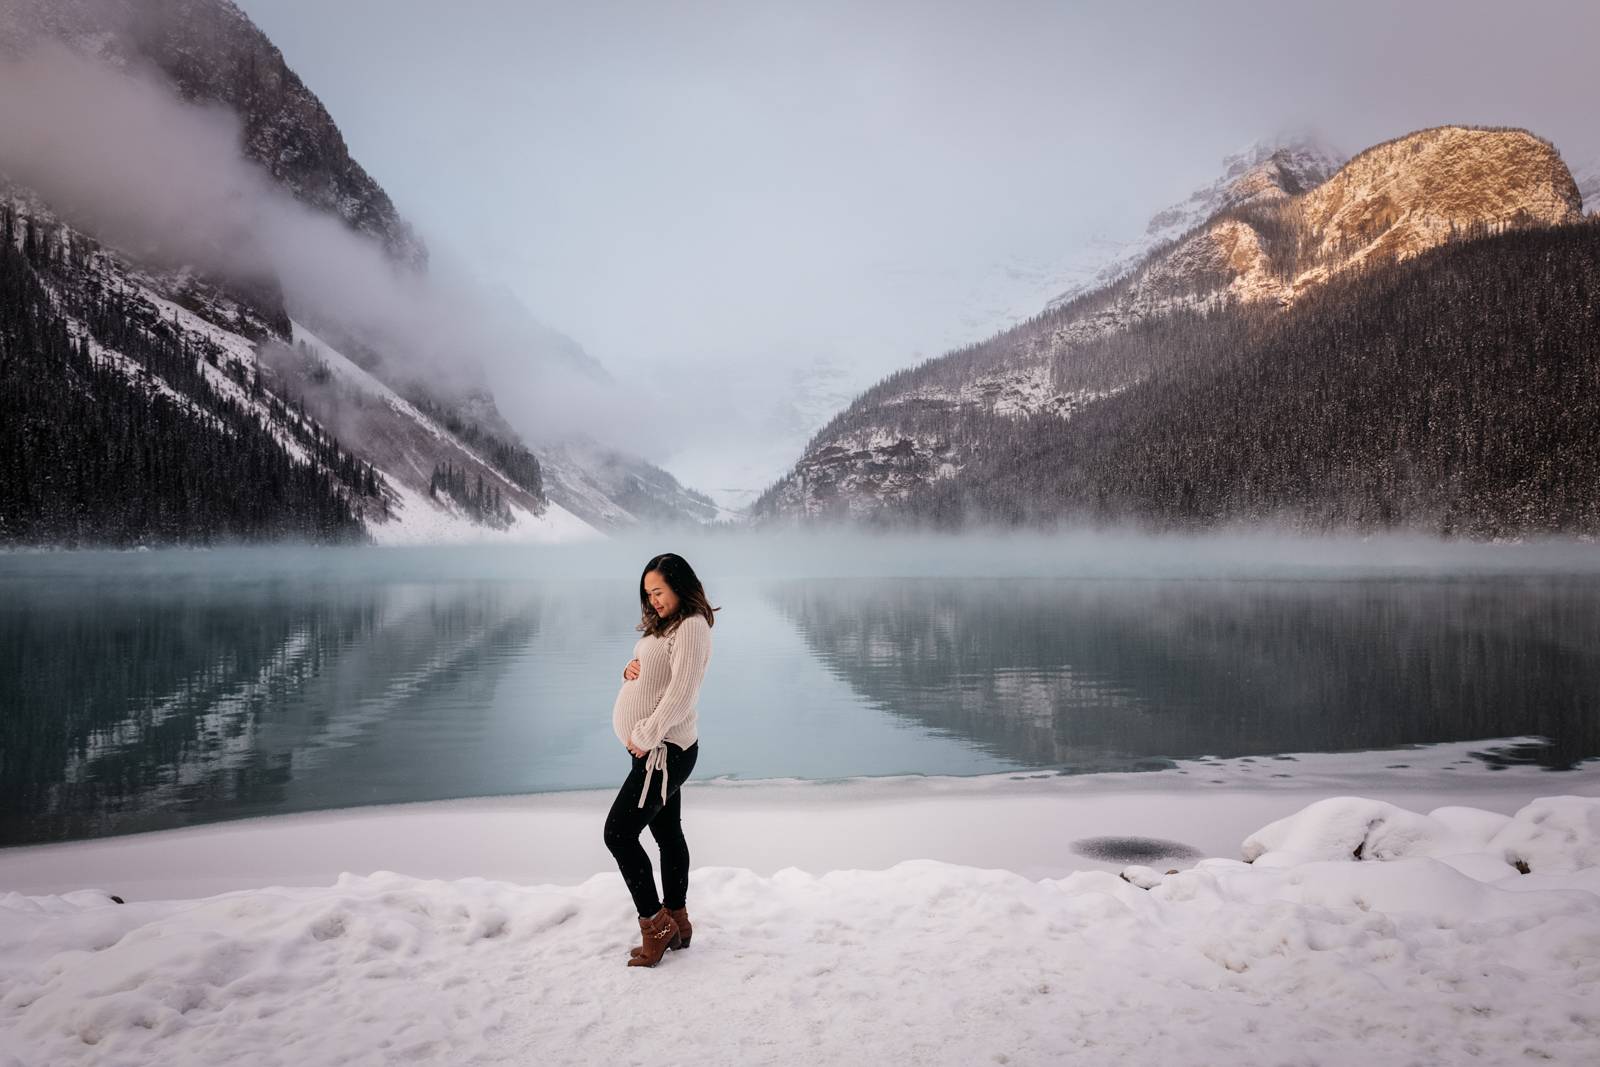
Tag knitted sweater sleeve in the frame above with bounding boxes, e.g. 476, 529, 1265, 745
629, 615, 712, 750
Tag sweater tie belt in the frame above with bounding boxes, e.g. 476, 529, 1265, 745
638, 743, 669, 809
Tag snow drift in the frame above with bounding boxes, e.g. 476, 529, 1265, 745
2, 793, 1598, 1065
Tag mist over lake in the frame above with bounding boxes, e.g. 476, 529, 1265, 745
5, 529, 1598, 848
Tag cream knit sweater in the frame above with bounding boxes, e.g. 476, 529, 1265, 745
611, 613, 712, 807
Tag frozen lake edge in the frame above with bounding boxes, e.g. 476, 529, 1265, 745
4, 736, 1596, 901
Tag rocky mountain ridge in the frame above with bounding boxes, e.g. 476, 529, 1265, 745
0, 0, 719, 544
0, 0, 425, 267
1046, 135, 1346, 310
751, 125, 1587, 525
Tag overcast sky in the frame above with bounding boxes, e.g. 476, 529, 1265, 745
237, 0, 1599, 498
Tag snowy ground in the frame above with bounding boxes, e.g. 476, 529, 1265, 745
2, 741, 1598, 1065
368, 478, 599, 547
284, 322, 604, 547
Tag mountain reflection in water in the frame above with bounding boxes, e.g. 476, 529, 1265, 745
4, 558, 1598, 848
765, 576, 1600, 773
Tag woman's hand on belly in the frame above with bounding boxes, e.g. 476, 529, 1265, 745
626, 738, 647, 757
622, 658, 640, 681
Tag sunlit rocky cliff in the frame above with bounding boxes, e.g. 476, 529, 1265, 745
751, 125, 1597, 537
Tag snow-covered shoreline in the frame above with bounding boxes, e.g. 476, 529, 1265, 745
4, 741, 1598, 1065
0, 737, 1592, 901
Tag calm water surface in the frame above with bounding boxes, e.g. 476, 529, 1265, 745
3, 545, 1599, 846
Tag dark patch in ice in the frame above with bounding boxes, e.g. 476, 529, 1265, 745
1136, 759, 1177, 771
1468, 739, 1554, 769
1070, 836, 1204, 863
1043, 758, 1177, 776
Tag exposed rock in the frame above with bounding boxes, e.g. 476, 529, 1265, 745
1048, 135, 1345, 309
1287, 126, 1581, 293
1119, 865, 1164, 889
1076, 128, 1581, 322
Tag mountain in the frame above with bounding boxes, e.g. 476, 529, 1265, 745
0, 187, 579, 545
1571, 154, 1600, 215
750, 126, 1590, 534
0, 0, 423, 267
691, 136, 1343, 515
0, 199, 368, 545
531, 433, 724, 533
0, 0, 717, 545
1044, 135, 1346, 310
887, 216, 1600, 536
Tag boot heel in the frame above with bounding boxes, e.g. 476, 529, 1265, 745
665, 907, 692, 949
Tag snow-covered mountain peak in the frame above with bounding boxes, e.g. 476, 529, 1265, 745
1046, 132, 1346, 311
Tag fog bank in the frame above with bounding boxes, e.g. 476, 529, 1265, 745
4, 526, 1599, 583
0, 42, 642, 448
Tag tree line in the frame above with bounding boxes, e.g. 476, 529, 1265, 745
869, 219, 1600, 535
408, 392, 544, 501
428, 460, 512, 526
0, 203, 370, 546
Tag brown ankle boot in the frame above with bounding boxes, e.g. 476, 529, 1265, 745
630, 905, 692, 960
666, 906, 691, 948
626, 907, 679, 968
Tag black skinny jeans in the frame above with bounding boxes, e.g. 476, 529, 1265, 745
603, 740, 699, 917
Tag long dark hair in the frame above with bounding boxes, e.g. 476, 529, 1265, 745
636, 552, 719, 637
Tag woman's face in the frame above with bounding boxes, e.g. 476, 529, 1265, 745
644, 570, 679, 619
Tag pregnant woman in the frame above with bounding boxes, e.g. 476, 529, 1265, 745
604, 551, 717, 967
